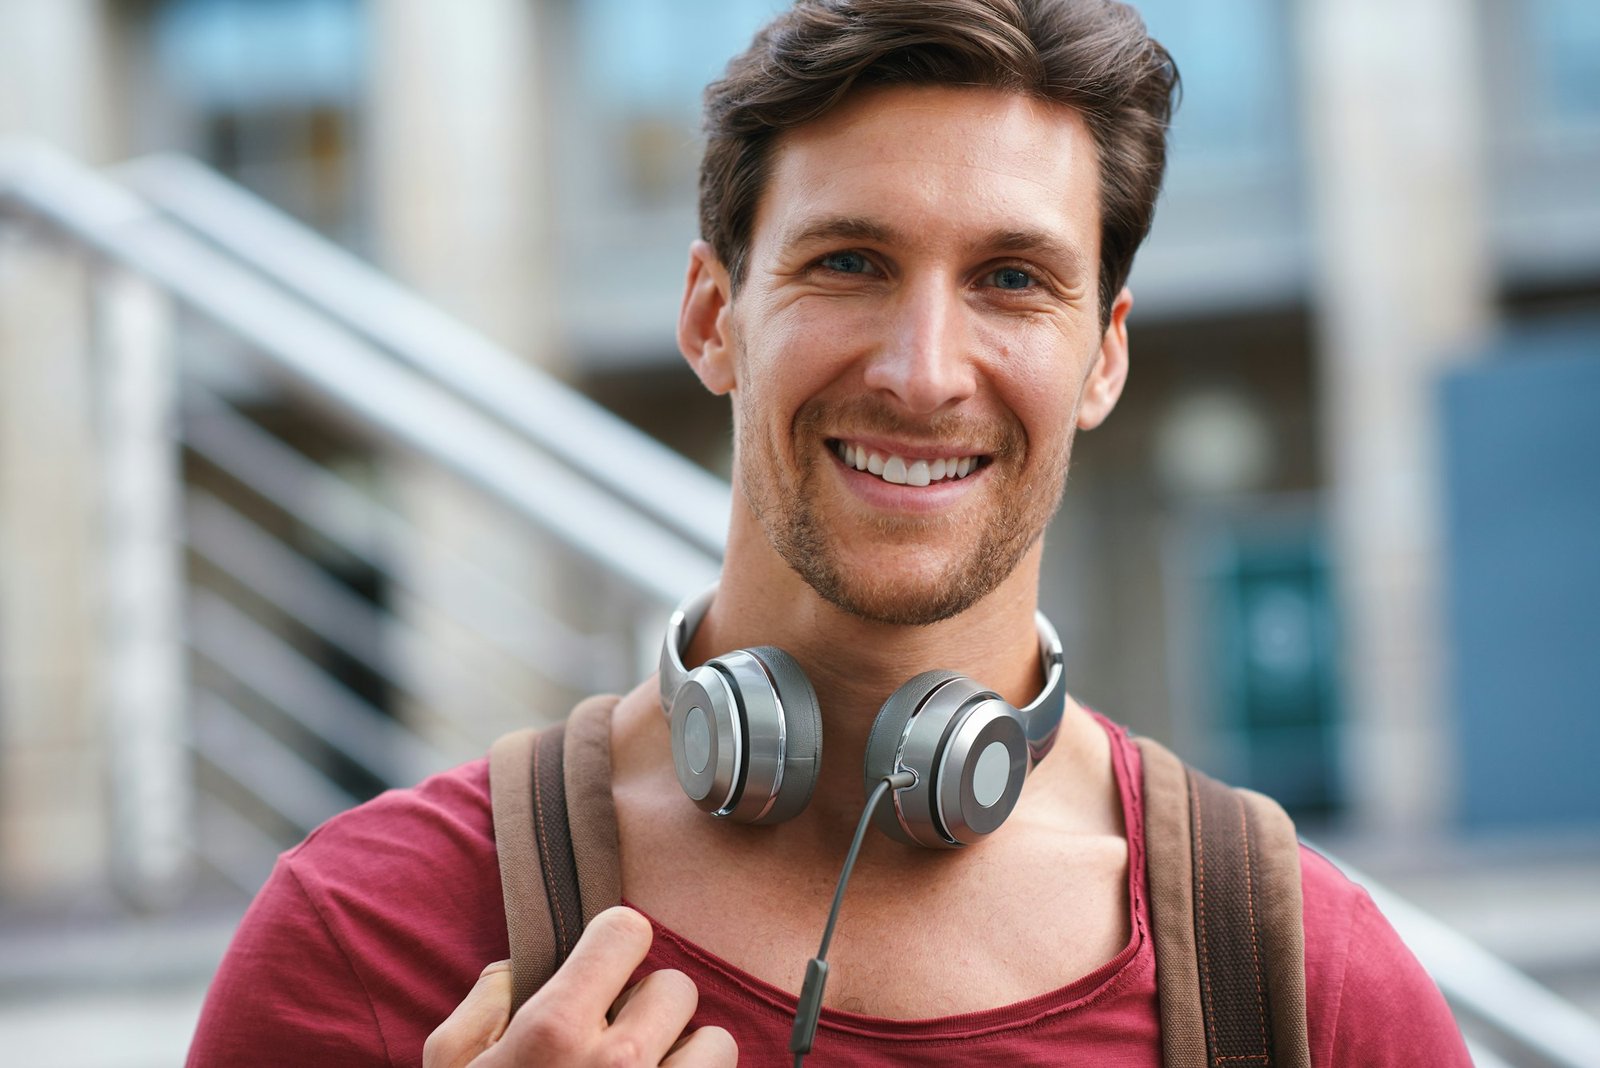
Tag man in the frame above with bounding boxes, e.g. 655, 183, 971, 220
189, 1, 1472, 1065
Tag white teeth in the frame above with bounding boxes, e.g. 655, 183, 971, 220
835, 441, 981, 486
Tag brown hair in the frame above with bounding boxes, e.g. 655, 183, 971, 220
699, 0, 1180, 326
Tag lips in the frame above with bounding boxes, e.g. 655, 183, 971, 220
830, 439, 986, 487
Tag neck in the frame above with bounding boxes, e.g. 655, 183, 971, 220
674, 511, 1088, 831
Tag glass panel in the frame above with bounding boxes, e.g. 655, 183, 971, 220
1526, 0, 1600, 123
1135, 0, 1298, 169
153, 0, 364, 108
1202, 521, 1343, 819
570, 0, 784, 207
149, 0, 365, 241
575, 0, 785, 114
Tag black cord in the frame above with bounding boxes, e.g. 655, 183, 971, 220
789, 771, 916, 1066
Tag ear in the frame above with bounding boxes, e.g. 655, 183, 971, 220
677, 240, 736, 395
1076, 286, 1132, 430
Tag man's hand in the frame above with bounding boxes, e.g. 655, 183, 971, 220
424, 906, 737, 1066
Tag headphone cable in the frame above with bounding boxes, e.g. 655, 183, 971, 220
789, 770, 917, 1067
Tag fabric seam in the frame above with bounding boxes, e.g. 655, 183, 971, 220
283, 859, 395, 1065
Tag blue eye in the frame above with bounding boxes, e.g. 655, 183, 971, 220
991, 267, 1035, 290
820, 251, 871, 274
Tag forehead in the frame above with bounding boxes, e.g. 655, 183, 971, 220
751, 84, 1101, 260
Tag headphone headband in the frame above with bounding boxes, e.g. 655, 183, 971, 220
658, 583, 719, 713
1020, 610, 1066, 763
658, 583, 1066, 757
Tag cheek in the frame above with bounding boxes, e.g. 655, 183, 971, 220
978, 331, 1084, 442
743, 301, 865, 400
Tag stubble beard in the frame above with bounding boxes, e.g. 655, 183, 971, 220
739, 397, 1071, 627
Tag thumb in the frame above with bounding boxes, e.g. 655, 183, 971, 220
423, 961, 514, 1068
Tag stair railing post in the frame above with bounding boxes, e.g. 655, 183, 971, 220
93, 263, 192, 910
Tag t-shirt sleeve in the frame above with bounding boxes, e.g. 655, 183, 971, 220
1300, 848, 1473, 1067
186, 760, 507, 1067
187, 857, 389, 1066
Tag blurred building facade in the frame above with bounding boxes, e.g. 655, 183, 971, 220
2, 0, 1598, 915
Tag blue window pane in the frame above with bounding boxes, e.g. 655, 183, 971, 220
1527, 0, 1600, 120
576, 0, 786, 115
1135, 0, 1297, 165
154, 0, 364, 108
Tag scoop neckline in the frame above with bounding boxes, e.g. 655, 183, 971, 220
622, 710, 1150, 1043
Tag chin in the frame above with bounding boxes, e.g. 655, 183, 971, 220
739, 410, 1061, 626
810, 577, 984, 627
778, 527, 1034, 628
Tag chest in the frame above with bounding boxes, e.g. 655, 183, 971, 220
619, 812, 1132, 1018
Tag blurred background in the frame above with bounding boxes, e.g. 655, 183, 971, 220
1, 0, 1597, 1065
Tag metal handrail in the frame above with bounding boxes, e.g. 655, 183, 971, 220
114, 152, 731, 560
190, 590, 448, 787
193, 693, 362, 836
184, 491, 538, 731
0, 141, 722, 607
182, 392, 616, 693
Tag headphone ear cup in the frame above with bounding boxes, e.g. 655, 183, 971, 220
864, 670, 963, 845
745, 646, 822, 825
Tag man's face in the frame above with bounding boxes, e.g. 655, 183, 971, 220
683, 85, 1129, 625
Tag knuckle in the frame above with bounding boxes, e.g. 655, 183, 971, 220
420, 1031, 451, 1063
597, 1035, 646, 1068
518, 1011, 582, 1056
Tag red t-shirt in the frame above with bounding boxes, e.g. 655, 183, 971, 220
187, 714, 1470, 1066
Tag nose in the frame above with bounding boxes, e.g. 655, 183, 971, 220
861, 277, 978, 415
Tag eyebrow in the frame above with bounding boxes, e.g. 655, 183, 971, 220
779, 215, 1090, 282
780, 215, 898, 249
983, 228, 1091, 283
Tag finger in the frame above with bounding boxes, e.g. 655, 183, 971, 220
423, 961, 514, 1068
603, 963, 686, 1024
607, 968, 700, 1056
606, 975, 643, 1024
519, 906, 654, 1026
662, 1025, 739, 1068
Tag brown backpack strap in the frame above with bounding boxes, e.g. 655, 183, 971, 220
563, 695, 623, 924
489, 696, 623, 1013
1137, 736, 1310, 1068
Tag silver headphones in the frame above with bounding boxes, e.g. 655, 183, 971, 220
657, 585, 1067, 849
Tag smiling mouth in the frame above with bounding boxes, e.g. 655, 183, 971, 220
829, 439, 989, 487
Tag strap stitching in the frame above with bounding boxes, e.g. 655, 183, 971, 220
532, 731, 571, 952
1191, 775, 1221, 1061
1238, 795, 1270, 1060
